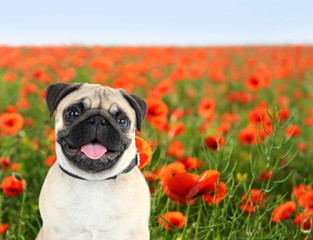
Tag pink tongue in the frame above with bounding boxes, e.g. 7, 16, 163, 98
81, 143, 107, 159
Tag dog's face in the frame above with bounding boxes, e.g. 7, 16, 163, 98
45, 83, 147, 180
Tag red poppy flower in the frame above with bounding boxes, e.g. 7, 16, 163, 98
279, 107, 290, 122
33, 67, 45, 79
146, 99, 168, 122
166, 169, 223, 203
152, 80, 176, 98
303, 190, 313, 210
0, 112, 24, 136
254, 65, 272, 87
149, 117, 169, 132
248, 105, 273, 138
89, 56, 113, 71
297, 142, 309, 152
16, 97, 29, 110
167, 141, 184, 158
167, 172, 200, 201
38, 88, 47, 102
112, 77, 134, 93
157, 211, 187, 230
151, 68, 163, 80
135, 136, 153, 169
203, 181, 227, 205
198, 98, 215, 119
293, 209, 313, 230
178, 157, 202, 170
156, 162, 186, 193
292, 184, 311, 207
285, 125, 300, 138
168, 122, 185, 139
208, 64, 226, 83
4, 72, 17, 82
157, 162, 186, 182
293, 89, 302, 99
170, 108, 185, 122
135, 76, 147, 87
1, 175, 27, 196
245, 73, 265, 92
238, 126, 258, 145
240, 189, 266, 213
24, 83, 38, 94
204, 135, 224, 151
189, 64, 205, 80
218, 121, 232, 135
0, 223, 8, 235
92, 72, 107, 84
259, 170, 273, 182
10, 163, 19, 172
58, 67, 77, 83
305, 116, 313, 126
45, 154, 57, 167
248, 107, 269, 124
145, 99, 169, 131
0, 157, 10, 168
277, 95, 289, 106
227, 92, 238, 102
272, 201, 296, 223
198, 170, 221, 195
238, 90, 257, 104
47, 128, 56, 142
257, 118, 273, 137
40, 74, 54, 84
5, 105, 17, 113
221, 113, 240, 123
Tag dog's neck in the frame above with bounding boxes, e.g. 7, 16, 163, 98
58, 150, 140, 181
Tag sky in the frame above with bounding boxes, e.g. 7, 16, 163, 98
1, 0, 313, 46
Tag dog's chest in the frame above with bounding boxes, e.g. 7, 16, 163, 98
57, 179, 135, 229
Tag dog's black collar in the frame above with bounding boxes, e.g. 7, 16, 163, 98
59, 150, 140, 181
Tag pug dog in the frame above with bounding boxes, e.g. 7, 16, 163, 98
36, 83, 150, 240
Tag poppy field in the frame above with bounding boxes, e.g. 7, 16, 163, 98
1, 45, 313, 239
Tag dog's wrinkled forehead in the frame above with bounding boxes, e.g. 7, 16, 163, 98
59, 85, 131, 113
57, 85, 134, 118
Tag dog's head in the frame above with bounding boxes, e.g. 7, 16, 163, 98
45, 83, 147, 180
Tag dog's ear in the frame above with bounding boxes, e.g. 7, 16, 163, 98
120, 90, 147, 132
45, 83, 82, 117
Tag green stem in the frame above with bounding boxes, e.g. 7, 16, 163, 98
165, 197, 170, 237
18, 191, 26, 237
0, 192, 2, 240
182, 202, 191, 240
194, 204, 202, 240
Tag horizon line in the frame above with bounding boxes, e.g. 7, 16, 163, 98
1, 42, 313, 47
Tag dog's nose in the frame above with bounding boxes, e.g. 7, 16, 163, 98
89, 115, 106, 126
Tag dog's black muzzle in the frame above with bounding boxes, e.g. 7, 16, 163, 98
57, 112, 132, 173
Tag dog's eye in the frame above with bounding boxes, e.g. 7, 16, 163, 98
66, 109, 80, 120
118, 118, 128, 128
